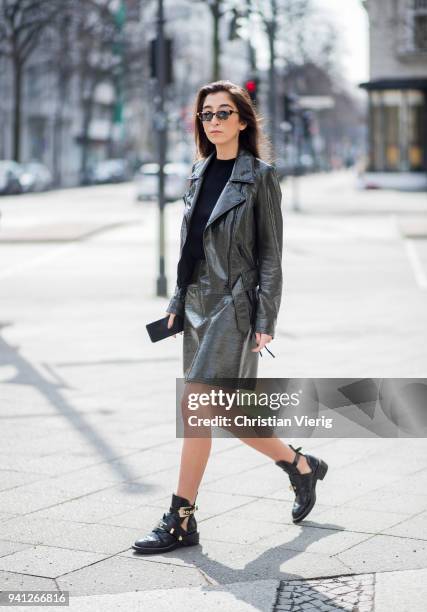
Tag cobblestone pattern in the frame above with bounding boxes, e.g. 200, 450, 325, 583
274, 573, 375, 612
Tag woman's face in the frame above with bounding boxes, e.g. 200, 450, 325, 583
200, 91, 247, 148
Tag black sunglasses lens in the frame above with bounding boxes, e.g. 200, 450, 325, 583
199, 110, 234, 121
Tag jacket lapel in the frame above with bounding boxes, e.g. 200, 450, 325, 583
184, 147, 256, 232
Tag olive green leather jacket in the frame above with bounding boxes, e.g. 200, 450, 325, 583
166, 146, 283, 338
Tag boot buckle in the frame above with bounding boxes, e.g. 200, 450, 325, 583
178, 505, 196, 518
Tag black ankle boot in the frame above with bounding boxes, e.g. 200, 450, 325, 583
276, 444, 328, 523
132, 493, 200, 554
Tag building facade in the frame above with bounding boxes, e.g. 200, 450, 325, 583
360, 0, 427, 189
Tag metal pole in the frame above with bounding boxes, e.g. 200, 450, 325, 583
155, 0, 168, 296
292, 112, 301, 212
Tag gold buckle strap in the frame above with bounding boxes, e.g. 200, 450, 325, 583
178, 504, 198, 518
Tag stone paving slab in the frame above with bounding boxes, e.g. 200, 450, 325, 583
0, 453, 109, 476
201, 463, 296, 498
20, 496, 141, 524
0, 540, 31, 559
313, 504, 413, 532
250, 524, 374, 557
337, 488, 427, 517
0, 518, 143, 555
56, 554, 208, 596
0, 470, 45, 492
365, 468, 427, 501
380, 509, 427, 539
216, 497, 332, 526
98, 503, 174, 530
0, 545, 106, 579
374, 567, 427, 612
199, 540, 350, 582
127, 538, 350, 584
7, 579, 279, 612
0, 513, 17, 523
200, 514, 284, 546
0, 220, 142, 243
0, 514, 136, 548
0, 570, 57, 592
336, 533, 427, 573
0, 483, 86, 515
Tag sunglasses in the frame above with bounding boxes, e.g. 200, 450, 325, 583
197, 109, 239, 122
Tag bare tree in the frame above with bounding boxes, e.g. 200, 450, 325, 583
187, 0, 245, 81
0, 0, 63, 161
48, 6, 75, 185
69, 0, 145, 179
188, 0, 314, 156
250, 0, 313, 157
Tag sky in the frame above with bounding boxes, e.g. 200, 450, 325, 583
313, 0, 369, 85
251, 0, 369, 88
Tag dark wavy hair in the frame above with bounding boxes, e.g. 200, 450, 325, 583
192, 80, 272, 163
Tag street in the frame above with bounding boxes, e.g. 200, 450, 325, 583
0, 170, 426, 611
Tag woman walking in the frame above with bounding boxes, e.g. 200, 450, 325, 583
133, 80, 328, 554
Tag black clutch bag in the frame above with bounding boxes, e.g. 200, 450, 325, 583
146, 314, 184, 342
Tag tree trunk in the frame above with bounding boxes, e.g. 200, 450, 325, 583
53, 74, 68, 187
80, 98, 94, 183
212, 0, 220, 81
268, 32, 277, 158
13, 58, 22, 162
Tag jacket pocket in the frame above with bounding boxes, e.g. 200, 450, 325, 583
241, 267, 259, 291
233, 290, 252, 334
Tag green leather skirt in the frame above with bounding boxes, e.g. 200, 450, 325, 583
183, 259, 258, 391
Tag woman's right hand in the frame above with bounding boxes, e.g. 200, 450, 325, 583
166, 312, 180, 338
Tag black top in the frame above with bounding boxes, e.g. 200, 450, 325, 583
177, 152, 236, 288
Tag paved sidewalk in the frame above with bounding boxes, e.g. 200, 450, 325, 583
0, 170, 426, 611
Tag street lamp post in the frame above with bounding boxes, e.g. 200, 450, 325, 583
155, 0, 168, 297
292, 109, 305, 213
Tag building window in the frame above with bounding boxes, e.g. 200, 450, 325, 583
406, 90, 425, 170
369, 90, 402, 172
368, 89, 426, 172
414, 14, 427, 50
413, 0, 427, 51
384, 105, 400, 170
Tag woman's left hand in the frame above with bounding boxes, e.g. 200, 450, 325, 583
252, 332, 273, 352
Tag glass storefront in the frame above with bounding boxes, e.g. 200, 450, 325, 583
368, 88, 426, 172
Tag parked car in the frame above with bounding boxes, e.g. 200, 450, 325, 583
0, 161, 23, 195
135, 162, 189, 202
90, 158, 132, 184
19, 162, 53, 192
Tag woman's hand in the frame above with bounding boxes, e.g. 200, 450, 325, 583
251, 331, 273, 352
166, 312, 183, 338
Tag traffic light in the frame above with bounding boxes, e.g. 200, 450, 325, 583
149, 38, 173, 85
301, 110, 313, 139
244, 78, 259, 105
283, 94, 297, 127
